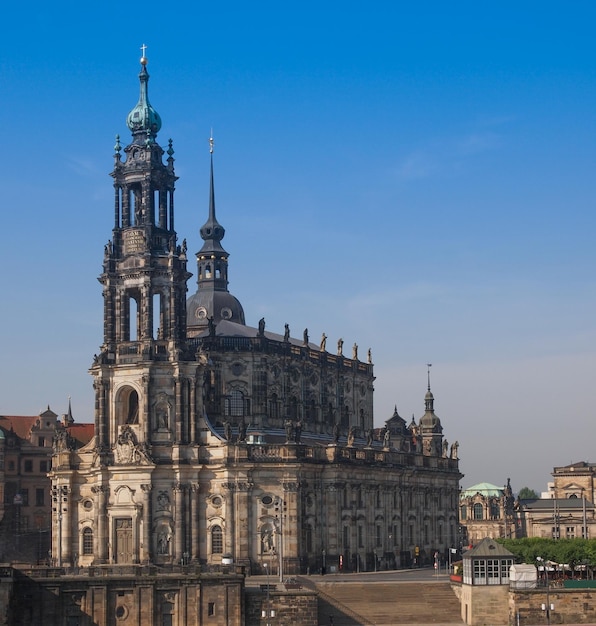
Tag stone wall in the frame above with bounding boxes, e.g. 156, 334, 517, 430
460, 583, 509, 625
510, 587, 596, 625
1, 565, 244, 626
245, 588, 318, 626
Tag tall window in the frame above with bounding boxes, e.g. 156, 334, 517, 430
473, 503, 483, 520
305, 524, 313, 553
211, 525, 223, 554
82, 528, 94, 555
225, 390, 244, 417
343, 526, 350, 550
36, 488, 45, 507
460, 505, 467, 520
269, 393, 280, 419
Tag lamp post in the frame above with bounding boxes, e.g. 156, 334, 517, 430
537, 557, 554, 625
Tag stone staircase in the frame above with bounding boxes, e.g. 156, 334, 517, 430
311, 581, 463, 625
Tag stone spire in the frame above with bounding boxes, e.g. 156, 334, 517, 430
186, 133, 245, 330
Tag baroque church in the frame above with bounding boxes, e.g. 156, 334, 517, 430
49, 54, 462, 578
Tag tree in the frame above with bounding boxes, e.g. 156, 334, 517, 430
517, 487, 539, 500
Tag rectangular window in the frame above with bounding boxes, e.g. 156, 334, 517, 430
376, 525, 382, 548
358, 526, 364, 548
343, 526, 349, 549
36, 488, 45, 507
487, 559, 499, 584
208, 602, 215, 617
566, 526, 575, 539
21, 489, 29, 506
473, 559, 486, 584
40, 461, 48, 473
24, 460, 33, 473
38, 437, 45, 447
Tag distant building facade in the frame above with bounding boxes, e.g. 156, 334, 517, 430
0, 406, 92, 562
459, 480, 516, 545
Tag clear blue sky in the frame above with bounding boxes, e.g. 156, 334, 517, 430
1, 1, 595, 493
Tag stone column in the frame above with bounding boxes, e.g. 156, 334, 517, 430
174, 376, 183, 443
141, 484, 152, 564
189, 379, 197, 444
174, 483, 185, 561
143, 374, 151, 443
223, 482, 236, 557
93, 485, 108, 563
190, 484, 200, 561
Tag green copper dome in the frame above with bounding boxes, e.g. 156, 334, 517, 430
126, 60, 162, 141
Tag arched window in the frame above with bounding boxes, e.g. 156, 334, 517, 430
269, 393, 280, 419
289, 396, 298, 420
225, 390, 244, 417
473, 503, 483, 520
126, 390, 139, 424
305, 524, 313, 553
211, 525, 223, 554
82, 527, 94, 555
460, 505, 467, 521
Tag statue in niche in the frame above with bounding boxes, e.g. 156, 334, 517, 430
157, 526, 172, 555
415, 437, 422, 454
154, 395, 171, 431
261, 527, 275, 554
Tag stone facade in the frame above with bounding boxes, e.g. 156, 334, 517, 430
459, 480, 516, 545
44, 55, 461, 623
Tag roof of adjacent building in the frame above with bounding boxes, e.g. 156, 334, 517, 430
0, 415, 45, 440
519, 497, 595, 510
67, 423, 95, 446
464, 537, 514, 559
461, 482, 504, 498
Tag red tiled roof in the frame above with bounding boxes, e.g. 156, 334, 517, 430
0, 415, 39, 440
67, 423, 95, 445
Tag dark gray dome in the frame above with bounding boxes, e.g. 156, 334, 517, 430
187, 290, 245, 328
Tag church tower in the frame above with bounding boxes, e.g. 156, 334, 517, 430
51, 52, 207, 568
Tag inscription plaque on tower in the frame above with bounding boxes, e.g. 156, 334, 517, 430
123, 229, 145, 254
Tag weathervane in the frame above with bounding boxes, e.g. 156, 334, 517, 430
427, 363, 432, 390
209, 129, 214, 154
